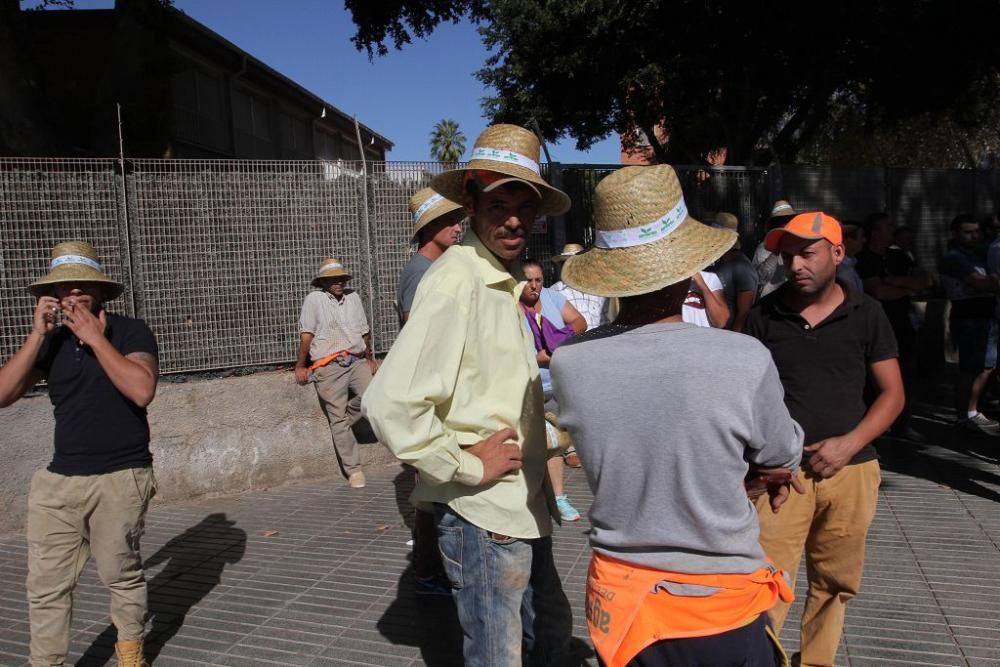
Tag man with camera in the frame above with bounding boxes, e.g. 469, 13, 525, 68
0, 241, 159, 667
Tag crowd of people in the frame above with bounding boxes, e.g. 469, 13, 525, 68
0, 119, 993, 667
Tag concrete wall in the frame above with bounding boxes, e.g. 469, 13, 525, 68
0, 370, 394, 535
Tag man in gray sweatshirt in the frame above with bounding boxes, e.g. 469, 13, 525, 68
551, 164, 803, 667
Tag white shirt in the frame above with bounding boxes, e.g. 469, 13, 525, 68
551, 280, 608, 331
298, 289, 370, 358
682, 271, 723, 328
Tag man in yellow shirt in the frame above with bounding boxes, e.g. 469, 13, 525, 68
363, 124, 573, 666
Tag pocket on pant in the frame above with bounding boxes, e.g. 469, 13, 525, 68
123, 468, 155, 507
436, 524, 464, 590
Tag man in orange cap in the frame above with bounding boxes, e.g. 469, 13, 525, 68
746, 212, 905, 667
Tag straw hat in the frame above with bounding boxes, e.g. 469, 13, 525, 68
551, 243, 586, 263
714, 212, 741, 249
431, 124, 571, 216
311, 258, 352, 287
561, 165, 736, 298
29, 241, 123, 300
409, 187, 464, 237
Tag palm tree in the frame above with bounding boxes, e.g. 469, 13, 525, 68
429, 119, 466, 166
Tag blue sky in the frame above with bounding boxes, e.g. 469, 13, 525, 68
35, 0, 621, 163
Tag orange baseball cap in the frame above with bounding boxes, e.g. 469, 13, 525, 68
764, 211, 843, 252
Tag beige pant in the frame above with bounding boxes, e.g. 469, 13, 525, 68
755, 459, 881, 667
313, 359, 372, 476
27, 467, 156, 667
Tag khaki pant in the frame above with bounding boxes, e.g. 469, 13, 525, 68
27, 467, 156, 667
755, 459, 881, 667
313, 359, 372, 477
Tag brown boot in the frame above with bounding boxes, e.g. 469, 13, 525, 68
115, 639, 149, 667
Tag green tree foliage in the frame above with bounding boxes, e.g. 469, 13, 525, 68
347, 0, 1000, 167
429, 118, 467, 163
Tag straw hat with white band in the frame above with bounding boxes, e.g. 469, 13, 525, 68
430, 124, 571, 216
29, 241, 124, 300
311, 258, 352, 287
561, 165, 736, 298
713, 212, 741, 249
409, 187, 464, 238
552, 243, 586, 263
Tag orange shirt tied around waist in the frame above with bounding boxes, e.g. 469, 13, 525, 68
308, 349, 352, 371
586, 551, 794, 667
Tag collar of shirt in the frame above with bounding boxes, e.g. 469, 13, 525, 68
769, 278, 863, 327
462, 231, 525, 286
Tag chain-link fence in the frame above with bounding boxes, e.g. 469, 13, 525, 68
1, 158, 998, 373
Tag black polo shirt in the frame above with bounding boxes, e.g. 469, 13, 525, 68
745, 281, 897, 465
35, 313, 159, 475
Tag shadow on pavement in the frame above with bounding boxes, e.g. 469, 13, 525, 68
383, 465, 596, 665
76, 513, 246, 666
876, 376, 1000, 502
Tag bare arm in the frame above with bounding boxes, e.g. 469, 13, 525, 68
0, 297, 56, 407
805, 358, 904, 477
963, 273, 1000, 294
64, 304, 158, 408
863, 276, 915, 301
294, 332, 313, 385
731, 290, 755, 333
703, 288, 731, 329
561, 301, 587, 334
692, 273, 730, 328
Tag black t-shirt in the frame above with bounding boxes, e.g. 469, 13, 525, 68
745, 282, 898, 465
855, 247, 916, 335
35, 313, 159, 475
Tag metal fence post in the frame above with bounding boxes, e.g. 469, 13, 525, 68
353, 116, 377, 353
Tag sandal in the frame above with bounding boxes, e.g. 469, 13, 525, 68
561, 447, 582, 468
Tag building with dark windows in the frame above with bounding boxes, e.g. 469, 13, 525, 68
5, 0, 391, 161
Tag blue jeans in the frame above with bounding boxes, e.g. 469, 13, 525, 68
434, 504, 572, 667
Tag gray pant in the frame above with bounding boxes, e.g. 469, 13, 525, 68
313, 360, 372, 476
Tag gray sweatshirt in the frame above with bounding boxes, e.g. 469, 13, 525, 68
550, 321, 803, 574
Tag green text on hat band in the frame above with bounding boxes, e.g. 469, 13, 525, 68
50, 255, 103, 271
594, 199, 689, 249
413, 194, 445, 224
471, 147, 540, 175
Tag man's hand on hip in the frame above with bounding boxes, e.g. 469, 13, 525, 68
467, 428, 522, 485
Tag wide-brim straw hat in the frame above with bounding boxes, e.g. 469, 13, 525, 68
714, 212, 741, 249
410, 187, 464, 237
29, 241, 123, 300
311, 257, 352, 287
430, 124, 571, 216
552, 243, 586, 263
562, 165, 736, 298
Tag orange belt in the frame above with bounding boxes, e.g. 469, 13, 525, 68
586, 551, 793, 667
308, 349, 352, 370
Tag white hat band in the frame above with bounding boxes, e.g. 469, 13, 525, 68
319, 262, 344, 273
413, 194, 446, 224
594, 198, 689, 249
471, 146, 540, 175
50, 254, 103, 271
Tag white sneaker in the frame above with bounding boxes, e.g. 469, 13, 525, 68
959, 412, 1000, 436
349, 471, 367, 488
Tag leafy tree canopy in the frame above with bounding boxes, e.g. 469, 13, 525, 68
347, 0, 1000, 167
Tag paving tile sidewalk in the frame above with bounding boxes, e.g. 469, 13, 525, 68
1, 426, 999, 666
